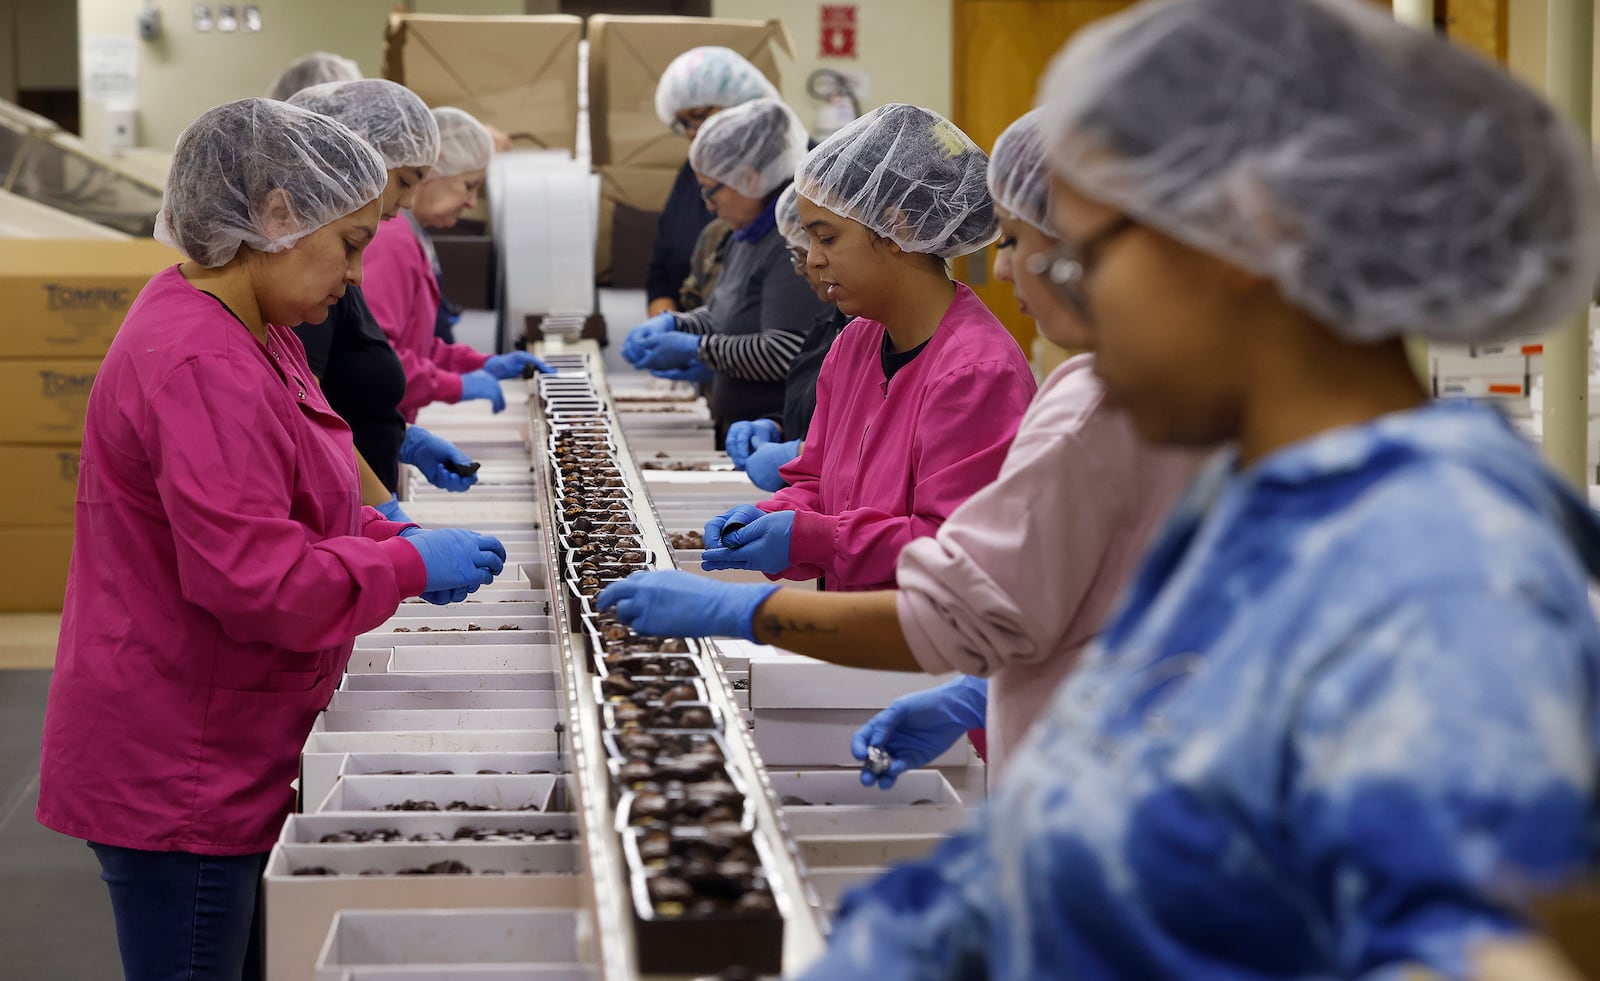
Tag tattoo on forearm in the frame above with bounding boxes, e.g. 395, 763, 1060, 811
759, 614, 841, 640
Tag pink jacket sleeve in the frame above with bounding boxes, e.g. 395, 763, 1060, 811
429, 337, 489, 374
896, 425, 1120, 677
145, 357, 428, 652
359, 507, 417, 541
760, 349, 834, 581
784, 362, 1031, 587
363, 228, 477, 413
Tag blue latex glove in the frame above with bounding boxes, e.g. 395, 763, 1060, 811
404, 527, 507, 596
852, 676, 989, 789
746, 439, 800, 492
621, 312, 678, 366
375, 495, 413, 523
397, 524, 466, 604
704, 503, 766, 550
399, 426, 478, 492
596, 570, 780, 640
636, 330, 701, 371
459, 370, 506, 413
725, 418, 781, 470
651, 358, 712, 384
701, 510, 795, 574
482, 350, 554, 380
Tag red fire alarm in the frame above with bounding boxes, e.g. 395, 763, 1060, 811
821, 4, 857, 58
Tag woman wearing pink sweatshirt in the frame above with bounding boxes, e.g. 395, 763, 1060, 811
37, 101, 508, 979
697, 104, 1037, 593
598, 109, 1202, 783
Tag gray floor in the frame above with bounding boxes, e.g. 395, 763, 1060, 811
0, 670, 123, 979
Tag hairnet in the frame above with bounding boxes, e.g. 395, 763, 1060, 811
988, 109, 1052, 237
426, 107, 494, 179
689, 98, 808, 199
155, 99, 387, 268
1037, 0, 1600, 344
266, 51, 361, 102
796, 103, 999, 258
655, 46, 780, 126
775, 183, 807, 250
287, 79, 440, 170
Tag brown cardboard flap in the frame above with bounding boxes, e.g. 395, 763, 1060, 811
383, 14, 583, 153
0, 527, 74, 611
0, 443, 79, 527
587, 16, 793, 168
593, 165, 681, 287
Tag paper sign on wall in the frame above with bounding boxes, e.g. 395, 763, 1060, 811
821, 5, 857, 58
82, 35, 139, 104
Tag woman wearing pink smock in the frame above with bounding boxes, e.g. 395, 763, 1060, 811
698, 105, 1037, 594
37, 100, 508, 981
596, 109, 1203, 785
362, 107, 544, 421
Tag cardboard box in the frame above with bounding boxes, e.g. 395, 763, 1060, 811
0, 443, 80, 526
432, 235, 496, 310
587, 15, 793, 168
383, 14, 583, 153
0, 356, 101, 444
594, 165, 679, 288
0, 527, 73, 611
0, 239, 179, 357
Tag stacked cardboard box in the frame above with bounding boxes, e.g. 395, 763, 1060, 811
0, 239, 179, 610
588, 16, 792, 287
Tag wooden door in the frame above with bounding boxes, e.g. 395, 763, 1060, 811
950, 0, 1136, 363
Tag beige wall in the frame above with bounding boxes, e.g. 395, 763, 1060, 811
76, 0, 522, 153
1505, 0, 1600, 134
712, 0, 952, 122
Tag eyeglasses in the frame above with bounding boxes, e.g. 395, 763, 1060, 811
789, 248, 808, 272
699, 182, 726, 204
1025, 215, 1138, 323
671, 107, 717, 138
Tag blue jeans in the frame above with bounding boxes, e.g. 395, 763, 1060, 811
89, 842, 267, 981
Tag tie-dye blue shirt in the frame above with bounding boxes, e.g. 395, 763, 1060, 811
803, 401, 1600, 981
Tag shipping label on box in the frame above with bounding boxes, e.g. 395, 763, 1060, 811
0, 358, 100, 443
0, 240, 178, 357
587, 16, 793, 168
0, 443, 80, 526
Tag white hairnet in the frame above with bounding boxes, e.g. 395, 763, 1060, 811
796, 104, 999, 259
989, 109, 1052, 237
654, 46, 779, 126
155, 99, 386, 269
1038, 0, 1600, 344
426, 107, 494, 179
775, 183, 807, 250
287, 79, 440, 171
266, 51, 361, 102
689, 98, 807, 199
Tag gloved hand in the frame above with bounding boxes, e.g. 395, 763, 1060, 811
595, 570, 780, 640
399, 426, 478, 492
375, 495, 413, 523
725, 418, 781, 470
482, 350, 553, 380
651, 358, 712, 384
746, 439, 800, 492
621, 312, 678, 366
704, 503, 766, 550
636, 330, 701, 372
459, 370, 506, 413
852, 676, 989, 789
404, 527, 507, 597
701, 510, 795, 575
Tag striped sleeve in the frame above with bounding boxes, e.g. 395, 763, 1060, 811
700, 328, 806, 383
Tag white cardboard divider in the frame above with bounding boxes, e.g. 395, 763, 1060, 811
336, 752, 564, 781
327, 690, 562, 712
314, 774, 564, 815
339, 672, 558, 692
769, 770, 967, 837
315, 909, 587, 981
314, 709, 563, 734
388, 646, 560, 673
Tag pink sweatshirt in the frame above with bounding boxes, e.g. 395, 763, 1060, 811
896, 355, 1204, 781
362, 216, 488, 421
759, 283, 1036, 592
37, 266, 428, 856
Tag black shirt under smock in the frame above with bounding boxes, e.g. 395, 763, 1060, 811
765, 304, 852, 440
291, 284, 408, 492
